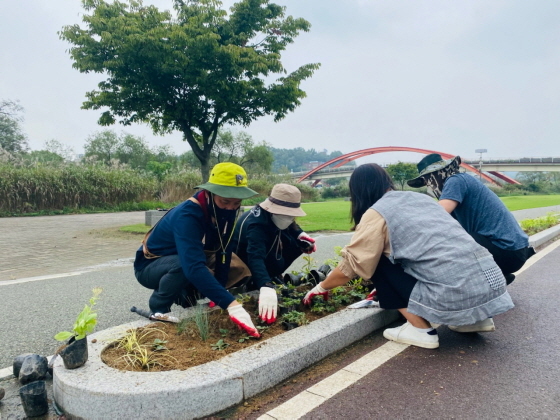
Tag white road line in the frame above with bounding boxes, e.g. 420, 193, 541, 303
0, 258, 133, 286
259, 341, 408, 420
0, 271, 86, 286
515, 238, 560, 276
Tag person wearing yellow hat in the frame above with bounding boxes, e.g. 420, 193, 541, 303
134, 162, 262, 337
232, 183, 317, 324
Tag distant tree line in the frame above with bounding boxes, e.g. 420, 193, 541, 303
269, 147, 349, 173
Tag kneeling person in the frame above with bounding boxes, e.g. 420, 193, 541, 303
134, 163, 261, 337
233, 184, 317, 324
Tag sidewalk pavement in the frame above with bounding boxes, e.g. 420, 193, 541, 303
0, 212, 144, 281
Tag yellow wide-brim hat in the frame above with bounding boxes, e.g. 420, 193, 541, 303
196, 162, 258, 199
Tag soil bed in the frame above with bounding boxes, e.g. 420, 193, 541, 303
102, 283, 370, 372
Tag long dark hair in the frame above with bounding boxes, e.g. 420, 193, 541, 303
349, 163, 395, 228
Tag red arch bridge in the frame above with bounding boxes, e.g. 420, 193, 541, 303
294, 147, 560, 187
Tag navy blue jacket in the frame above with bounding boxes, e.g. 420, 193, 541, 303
232, 206, 304, 289
134, 190, 237, 308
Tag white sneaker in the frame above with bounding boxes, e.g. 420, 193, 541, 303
383, 322, 439, 349
448, 318, 495, 333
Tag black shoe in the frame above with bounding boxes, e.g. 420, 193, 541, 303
505, 273, 516, 285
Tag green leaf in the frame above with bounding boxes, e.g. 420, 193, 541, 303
54, 331, 74, 342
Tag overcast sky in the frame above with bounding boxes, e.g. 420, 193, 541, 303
1, 0, 559, 165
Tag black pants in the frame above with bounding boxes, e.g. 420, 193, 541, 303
135, 255, 197, 314
370, 256, 417, 310
470, 233, 536, 275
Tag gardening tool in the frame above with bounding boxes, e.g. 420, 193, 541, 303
347, 289, 380, 309
130, 306, 179, 323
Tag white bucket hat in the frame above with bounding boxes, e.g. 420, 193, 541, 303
260, 184, 307, 217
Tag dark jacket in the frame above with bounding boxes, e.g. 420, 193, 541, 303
232, 205, 304, 289
134, 190, 237, 308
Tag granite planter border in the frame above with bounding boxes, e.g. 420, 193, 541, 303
53, 307, 399, 420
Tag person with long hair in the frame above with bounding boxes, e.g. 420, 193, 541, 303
303, 163, 514, 349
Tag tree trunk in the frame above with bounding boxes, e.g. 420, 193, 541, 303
200, 160, 211, 183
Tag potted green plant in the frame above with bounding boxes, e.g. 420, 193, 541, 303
281, 310, 309, 330
54, 288, 102, 369
278, 297, 302, 315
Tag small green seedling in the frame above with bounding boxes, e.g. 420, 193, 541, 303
301, 255, 316, 275
219, 328, 229, 337
238, 334, 253, 343
211, 339, 229, 351
281, 310, 309, 326
152, 338, 168, 351
54, 287, 102, 341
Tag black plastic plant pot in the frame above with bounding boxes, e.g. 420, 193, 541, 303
283, 273, 302, 287
318, 264, 332, 276
280, 288, 294, 298
19, 380, 49, 418
59, 336, 88, 369
279, 305, 297, 316
281, 321, 299, 330
309, 270, 326, 285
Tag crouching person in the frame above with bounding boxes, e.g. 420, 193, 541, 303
303, 163, 514, 349
232, 184, 317, 324
134, 162, 261, 337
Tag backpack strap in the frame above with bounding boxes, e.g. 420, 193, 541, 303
141, 208, 173, 259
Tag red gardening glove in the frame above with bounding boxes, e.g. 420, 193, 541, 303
297, 232, 317, 254
366, 289, 378, 301
302, 283, 329, 306
227, 304, 260, 338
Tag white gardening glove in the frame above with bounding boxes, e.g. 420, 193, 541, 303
302, 282, 329, 306
259, 286, 278, 324
227, 303, 260, 337
297, 232, 317, 254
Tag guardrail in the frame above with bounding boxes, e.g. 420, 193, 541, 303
463, 158, 560, 164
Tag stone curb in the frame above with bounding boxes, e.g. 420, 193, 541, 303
528, 223, 560, 248
53, 307, 399, 420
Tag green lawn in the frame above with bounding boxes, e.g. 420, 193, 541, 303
499, 194, 560, 211
120, 194, 560, 234
298, 201, 352, 232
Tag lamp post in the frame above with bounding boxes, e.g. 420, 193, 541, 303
475, 149, 487, 181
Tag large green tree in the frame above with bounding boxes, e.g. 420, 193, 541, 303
212, 129, 273, 173
386, 161, 417, 190
84, 130, 121, 164
60, 0, 320, 181
0, 99, 29, 154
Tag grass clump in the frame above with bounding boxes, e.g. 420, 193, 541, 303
520, 213, 560, 235
177, 301, 212, 342
113, 326, 176, 371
